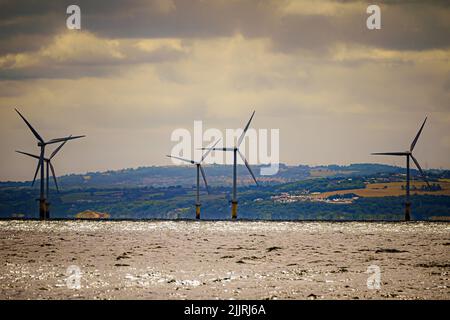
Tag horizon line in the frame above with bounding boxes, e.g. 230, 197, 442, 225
2, 162, 449, 184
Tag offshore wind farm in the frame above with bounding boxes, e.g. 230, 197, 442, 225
0, 0, 449, 303
7, 108, 448, 222
1, 105, 448, 300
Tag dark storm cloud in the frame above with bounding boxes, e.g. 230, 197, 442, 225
0, 33, 54, 55
0, 0, 449, 56
0, 0, 65, 54
0, 0, 278, 40
0, 64, 116, 80
269, 1, 450, 53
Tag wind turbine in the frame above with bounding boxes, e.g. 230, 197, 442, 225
15, 108, 85, 220
202, 111, 258, 219
16, 138, 69, 203
372, 117, 430, 221
167, 139, 220, 219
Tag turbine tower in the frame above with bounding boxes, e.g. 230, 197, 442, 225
202, 111, 258, 219
372, 117, 430, 221
15, 108, 85, 220
16, 138, 69, 210
167, 139, 220, 219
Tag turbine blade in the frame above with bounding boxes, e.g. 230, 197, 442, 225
16, 150, 40, 160
199, 147, 234, 151
31, 158, 42, 187
237, 110, 255, 148
49, 162, 59, 193
15, 108, 44, 143
410, 117, 427, 152
237, 149, 258, 186
50, 136, 71, 159
166, 155, 194, 164
410, 154, 430, 188
200, 139, 221, 163
371, 152, 409, 156
199, 165, 210, 194
47, 135, 85, 145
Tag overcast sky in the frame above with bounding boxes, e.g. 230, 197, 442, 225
0, 0, 449, 181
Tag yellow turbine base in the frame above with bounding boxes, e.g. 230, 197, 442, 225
195, 205, 201, 220
231, 201, 238, 220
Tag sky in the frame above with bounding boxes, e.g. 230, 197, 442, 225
0, 0, 449, 181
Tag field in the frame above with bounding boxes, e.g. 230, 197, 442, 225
314, 181, 450, 199
309, 169, 356, 178
0, 220, 448, 300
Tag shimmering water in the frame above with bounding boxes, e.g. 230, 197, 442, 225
0, 220, 448, 299
1, 219, 448, 234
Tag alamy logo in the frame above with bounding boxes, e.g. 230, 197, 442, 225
66, 5, 81, 30
65, 265, 82, 289
169, 120, 280, 175
366, 265, 381, 290
366, 5, 381, 30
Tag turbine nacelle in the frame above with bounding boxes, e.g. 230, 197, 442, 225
199, 111, 258, 187
166, 139, 221, 195
16, 143, 68, 193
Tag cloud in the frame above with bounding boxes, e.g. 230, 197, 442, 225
0, 31, 190, 79
40, 32, 125, 63
1, 0, 449, 56
280, 0, 363, 16
0, 1, 449, 180
330, 43, 450, 64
